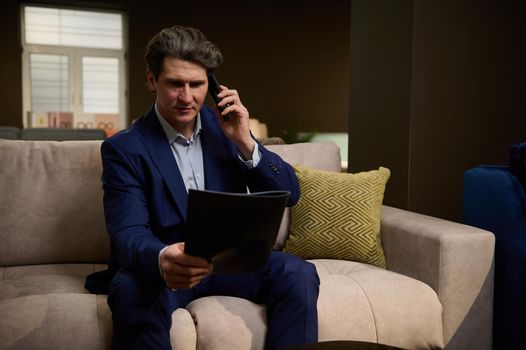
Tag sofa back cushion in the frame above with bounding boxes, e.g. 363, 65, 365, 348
266, 142, 342, 249
266, 142, 342, 173
0, 140, 341, 266
0, 140, 109, 266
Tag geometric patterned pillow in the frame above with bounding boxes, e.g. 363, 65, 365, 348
284, 166, 390, 268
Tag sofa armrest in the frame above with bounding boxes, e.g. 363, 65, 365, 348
380, 206, 494, 350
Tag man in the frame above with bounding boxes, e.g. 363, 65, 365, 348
95, 26, 320, 349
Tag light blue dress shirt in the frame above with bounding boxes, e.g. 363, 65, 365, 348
154, 103, 262, 280
155, 104, 261, 192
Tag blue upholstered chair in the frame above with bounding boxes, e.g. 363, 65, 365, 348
463, 142, 526, 350
0, 127, 107, 141
0, 126, 20, 139
20, 127, 106, 140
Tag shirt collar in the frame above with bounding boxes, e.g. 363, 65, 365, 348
154, 102, 202, 145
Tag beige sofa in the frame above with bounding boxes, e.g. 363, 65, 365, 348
0, 140, 494, 350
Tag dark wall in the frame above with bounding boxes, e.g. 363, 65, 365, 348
127, 0, 350, 136
5, 0, 524, 222
409, 0, 526, 221
349, 0, 526, 222
0, 1, 23, 128
0, 0, 350, 137
349, 0, 413, 210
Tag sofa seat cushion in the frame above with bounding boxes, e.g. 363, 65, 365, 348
0, 264, 107, 300
313, 259, 444, 349
0, 293, 111, 350
183, 296, 267, 350
171, 259, 444, 350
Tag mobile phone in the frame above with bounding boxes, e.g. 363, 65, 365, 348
207, 72, 231, 121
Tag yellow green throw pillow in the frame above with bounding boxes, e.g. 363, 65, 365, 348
284, 166, 390, 268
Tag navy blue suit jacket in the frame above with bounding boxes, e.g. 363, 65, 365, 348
98, 105, 299, 288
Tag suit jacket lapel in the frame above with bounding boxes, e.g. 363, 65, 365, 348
139, 107, 189, 218
201, 133, 222, 191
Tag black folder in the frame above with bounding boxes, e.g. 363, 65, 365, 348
184, 189, 290, 274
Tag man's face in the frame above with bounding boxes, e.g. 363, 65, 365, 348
147, 57, 208, 130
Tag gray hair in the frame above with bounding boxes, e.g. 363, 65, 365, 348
145, 26, 224, 80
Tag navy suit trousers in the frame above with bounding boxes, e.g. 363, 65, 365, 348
108, 251, 320, 350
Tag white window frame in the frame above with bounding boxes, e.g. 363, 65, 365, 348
20, 4, 128, 130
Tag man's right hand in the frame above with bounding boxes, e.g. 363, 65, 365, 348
160, 242, 213, 289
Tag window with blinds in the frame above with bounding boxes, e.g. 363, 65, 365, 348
21, 5, 126, 136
